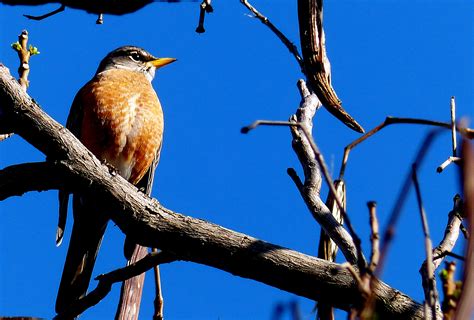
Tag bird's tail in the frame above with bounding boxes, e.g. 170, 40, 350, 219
55, 195, 108, 315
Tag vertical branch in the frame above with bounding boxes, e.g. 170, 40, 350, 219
367, 201, 380, 274
450, 97, 457, 157
316, 180, 345, 320
196, 0, 213, 33
152, 248, 164, 320
412, 164, 439, 320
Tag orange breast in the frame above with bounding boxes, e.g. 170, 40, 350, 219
78, 69, 164, 184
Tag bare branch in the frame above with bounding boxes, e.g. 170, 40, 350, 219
242, 80, 365, 267
195, 0, 213, 33
376, 130, 443, 277
240, 0, 304, 72
339, 117, 474, 180
450, 97, 457, 157
429, 195, 465, 269
437, 157, 462, 173
412, 164, 439, 320
55, 251, 176, 319
367, 201, 379, 274
24, 4, 65, 20
152, 249, 165, 320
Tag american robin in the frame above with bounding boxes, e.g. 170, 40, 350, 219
55, 46, 176, 314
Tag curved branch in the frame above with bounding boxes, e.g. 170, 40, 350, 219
0, 65, 431, 318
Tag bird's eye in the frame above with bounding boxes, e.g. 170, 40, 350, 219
130, 52, 141, 62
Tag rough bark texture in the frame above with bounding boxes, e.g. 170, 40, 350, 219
297, 0, 364, 133
0, 65, 433, 318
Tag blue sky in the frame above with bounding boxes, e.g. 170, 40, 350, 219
0, 1, 472, 319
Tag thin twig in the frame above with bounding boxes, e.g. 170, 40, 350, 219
195, 0, 213, 33
375, 129, 443, 279
437, 157, 462, 173
152, 248, 164, 320
412, 164, 439, 320
242, 118, 366, 269
433, 251, 465, 262
437, 97, 461, 173
24, 4, 65, 20
339, 117, 474, 180
240, 0, 304, 72
450, 97, 457, 157
54, 251, 176, 319
356, 201, 381, 320
367, 201, 379, 274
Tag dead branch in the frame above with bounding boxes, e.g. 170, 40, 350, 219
0, 64, 431, 319
375, 130, 443, 277
242, 80, 365, 267
297, 0, 364, 133
338, 117, 474, 180
240, 0, 304, 72
412, 164, 439, 320
195, 0, 213, 33
437, 97, 461, 173
55, 251, 176, 319
23, 4, 65, 20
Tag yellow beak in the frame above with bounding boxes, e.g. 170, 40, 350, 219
148, 57, 177, 69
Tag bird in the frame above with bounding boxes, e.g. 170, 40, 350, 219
55, 46, 176, 315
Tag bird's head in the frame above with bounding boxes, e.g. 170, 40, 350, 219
96, 46, 176, 82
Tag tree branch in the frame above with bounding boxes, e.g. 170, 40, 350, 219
55, 251, 176, 319
0, 65, 431, 318
297, 0, 364, 133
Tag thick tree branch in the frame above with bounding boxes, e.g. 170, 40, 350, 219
0, 65, 432, 318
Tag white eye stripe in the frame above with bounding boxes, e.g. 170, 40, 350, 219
129, 51, 141, 62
